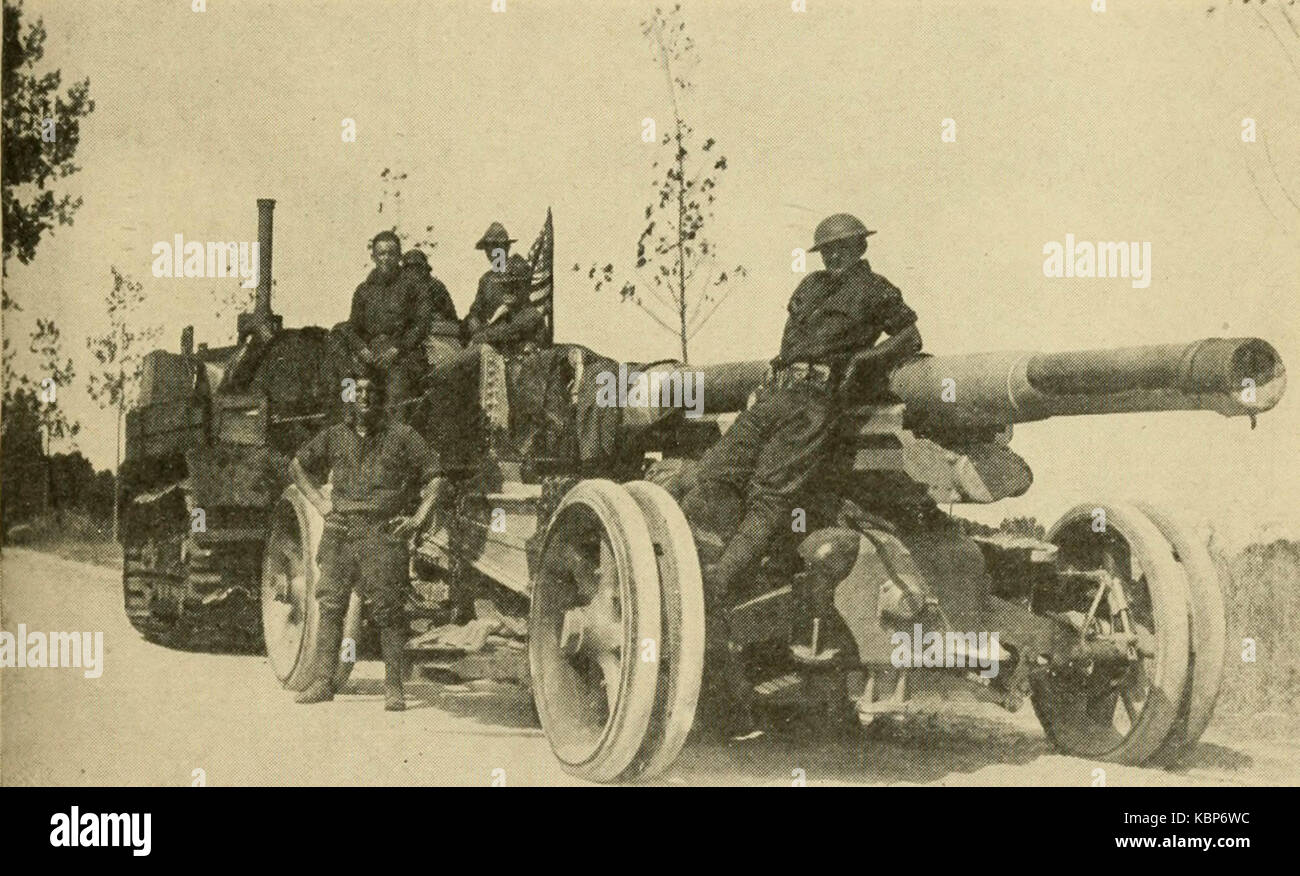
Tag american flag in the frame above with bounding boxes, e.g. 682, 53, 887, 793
525, 208, 554, 346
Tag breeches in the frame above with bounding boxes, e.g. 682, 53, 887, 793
315, 517, 408, 629
685, 382, 836, 535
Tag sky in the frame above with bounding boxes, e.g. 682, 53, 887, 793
4, 0, 1298, 548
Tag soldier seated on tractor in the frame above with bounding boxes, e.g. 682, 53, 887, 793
400, 248, 464, 369
465, 222, 547, 356
329, 230, 433, 420
466, 253, 547, 354
290, 374, 446, 711
678, 212, 923, 739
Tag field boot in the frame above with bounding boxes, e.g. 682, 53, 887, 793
701, 569, 762, 742
700, 510, 787, 740
295, 607, 345, 704
380, 627, 407, 711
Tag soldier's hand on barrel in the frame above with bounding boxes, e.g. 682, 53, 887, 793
358, 345, 377, 366
378, 346, 400, 369
840, 348, 879, 395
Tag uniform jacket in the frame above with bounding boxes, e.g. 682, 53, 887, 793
295, 416, 441, 517
341, 268, 433, 357
775, 259, 917, 369
403, 265, 461, 338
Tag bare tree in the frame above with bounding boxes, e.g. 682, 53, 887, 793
211, 280, 256, 344
576, 3, 745, 363
376, 166, 438, 261
86, 267, 162, 538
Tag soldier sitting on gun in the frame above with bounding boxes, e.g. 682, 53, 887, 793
678, 212, 923, 739
330, 231, 433, 419
290, 375, 445, 711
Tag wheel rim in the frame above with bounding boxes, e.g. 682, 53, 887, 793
260, 486, 361, 691
623, 480, 706, 780
529, 480, 662, 782
1034, 502, 1190, 763
1136, 501, 1226, 760
262, 497, 310, 680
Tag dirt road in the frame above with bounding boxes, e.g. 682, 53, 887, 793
2, 549, 1295, 786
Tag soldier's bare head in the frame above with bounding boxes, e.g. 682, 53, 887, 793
370, 231, 402, 279
818, 236, 867, 273
351, 375, 384, 425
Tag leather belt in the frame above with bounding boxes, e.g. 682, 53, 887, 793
769, 361, 835, 390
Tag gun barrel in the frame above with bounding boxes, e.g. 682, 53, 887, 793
696, 337, 1286, 430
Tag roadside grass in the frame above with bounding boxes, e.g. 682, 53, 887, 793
1213, 539, 1300, 736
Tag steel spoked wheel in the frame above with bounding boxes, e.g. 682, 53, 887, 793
260, 486, 361, 692
623, 480, 706, 781
529, 480, 662, 783
1032, 502, 1190, 764
1136, 502, 1226, 764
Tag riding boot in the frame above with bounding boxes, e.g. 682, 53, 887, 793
295, 606, 345, 704
712, 508, 783, 593
380, 626, 407, 711
700, 567, 762, 740
702, 509, 786, 740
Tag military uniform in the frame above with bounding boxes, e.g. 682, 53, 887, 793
682, 256, 917, 586
468, 254, 547, 354
400, 250, 464, 367
332, 267, 433, 413
293, 415, 440, 708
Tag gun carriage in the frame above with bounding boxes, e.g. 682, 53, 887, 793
121, 200, 1287, 781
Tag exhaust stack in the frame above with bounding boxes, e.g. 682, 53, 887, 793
238, 197, 282, 339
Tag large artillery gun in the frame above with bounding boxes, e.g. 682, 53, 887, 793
122, 200, 1287, 780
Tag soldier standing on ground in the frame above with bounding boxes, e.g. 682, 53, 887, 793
331, 231, 432, 418
679, 212, 923, 738
290, 375, 444, 711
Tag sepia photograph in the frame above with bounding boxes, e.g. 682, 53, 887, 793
2, 0, 1297, 823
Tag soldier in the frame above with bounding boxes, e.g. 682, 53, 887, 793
400, 248, 464, 367
290, 375, 444, 711
464, 221, 518, 339
467, 253, 547, 354
331, 231, 432, 418
680, 212, 922, 737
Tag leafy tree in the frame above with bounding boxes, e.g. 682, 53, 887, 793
24, 317, 78, 517
86, 267, 162, 538
575, 4, 745, 362
2, 0, 95, 272
0, 388, 44, 535
28, 317, 78, 446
